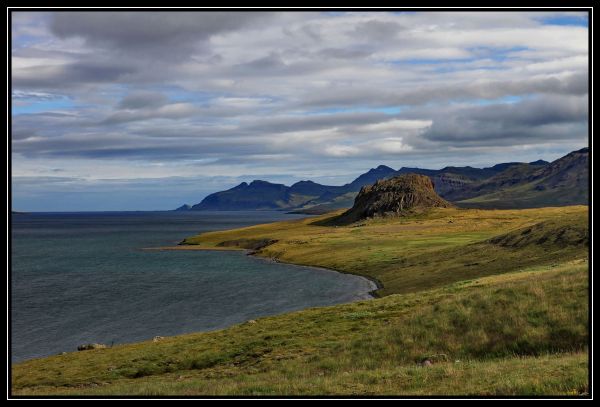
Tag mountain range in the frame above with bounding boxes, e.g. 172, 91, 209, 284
177, 147, 588, 212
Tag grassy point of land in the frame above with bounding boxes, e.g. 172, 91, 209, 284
180, 206, 588, 296
12, 205, 589, 396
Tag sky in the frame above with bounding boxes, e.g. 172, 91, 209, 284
11, 10, 589, 211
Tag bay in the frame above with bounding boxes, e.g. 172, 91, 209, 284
11, 211, 374, 362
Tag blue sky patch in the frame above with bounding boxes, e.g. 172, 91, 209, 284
539, 15, 588, 27
12, 98, 75, 115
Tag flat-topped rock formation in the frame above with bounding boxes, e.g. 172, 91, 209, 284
334, 173, 454, 224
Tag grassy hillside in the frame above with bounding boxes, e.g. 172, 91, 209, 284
12, 260, 588, 396
457, 180, 588, 209
12, 206, 589, 396
452, 148, 588, 209
181, 206, 587, 296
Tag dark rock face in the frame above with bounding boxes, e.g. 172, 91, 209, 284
335, 174, 453, 224
77, 343, 107, 351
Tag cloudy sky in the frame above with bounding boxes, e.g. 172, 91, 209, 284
11, 10, 589, 211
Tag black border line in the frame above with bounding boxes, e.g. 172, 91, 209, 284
6, 6, 593, 401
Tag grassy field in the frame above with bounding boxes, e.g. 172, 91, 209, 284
181, 206, 588, 296
12, 206, 589, 396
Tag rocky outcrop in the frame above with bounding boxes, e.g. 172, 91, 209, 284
334, 174, 454, 224
77, 343, 107, 351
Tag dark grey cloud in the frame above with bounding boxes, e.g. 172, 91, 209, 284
398, 72, 588, 105
12, 127, 270, 160
228, 53, 330, 78
421, 95, 588, 145
13, 61, 136, 89
242, 111, 393, 134
12, 112, 88, 141
466, 95, 587, 126
118, 91, 168, 110
350, 20, 405, 41
317, 48, 373, 60
50, 12, 274, 57
11, 126, 38, 141
298, 71, 588, 109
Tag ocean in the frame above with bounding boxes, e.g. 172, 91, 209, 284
10, 211, 375, 362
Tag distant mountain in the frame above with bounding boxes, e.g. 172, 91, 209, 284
455, 148, 588, 208
189, 165, 398, 211
191, 180, 292, 210
529, 148, 587, 190
443, 161, 550, 202
395, 161, 548, 199
529, 159, 551, 166
288, 180, 336, 196
180, 149, 587, 211
174, 204, 192, 211
344, 165, 397, 191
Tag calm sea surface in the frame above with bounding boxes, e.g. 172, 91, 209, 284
11, 211, 375, 362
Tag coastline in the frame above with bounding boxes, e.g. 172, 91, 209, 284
247, 252, 381, 300
143, 245, 382, 299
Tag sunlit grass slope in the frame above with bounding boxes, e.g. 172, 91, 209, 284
181, 206, 588, 296
12, 259, 588, 396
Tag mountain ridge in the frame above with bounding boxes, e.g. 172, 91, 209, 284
179, 148, 586, 211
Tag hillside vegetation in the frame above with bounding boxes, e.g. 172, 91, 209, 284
12, 258, 588, 396
181, 206, 587, 296
12, 205, 589, 396
453, 148, 588, 208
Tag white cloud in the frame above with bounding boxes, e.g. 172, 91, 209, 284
324, 144, 361, 157
358, 119, 432, 133
372, 137, 413, 153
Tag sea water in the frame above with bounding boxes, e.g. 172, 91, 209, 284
11, 211, 374, 362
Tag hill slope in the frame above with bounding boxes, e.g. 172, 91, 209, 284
181, 205, 587, 296
456, 148, 588, 208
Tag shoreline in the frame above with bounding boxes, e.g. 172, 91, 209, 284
14, 246, 378, 364
247, 251, 381, 300
143, 245, 382, 299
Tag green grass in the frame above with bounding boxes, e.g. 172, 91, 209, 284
12, 206, 589, 396
12, 259, 588, 396
181, 206, 588, 296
